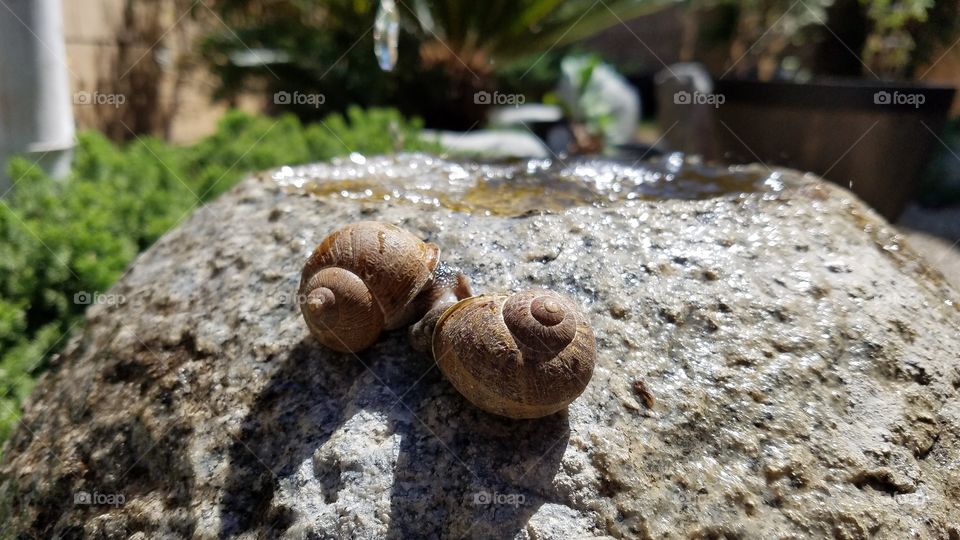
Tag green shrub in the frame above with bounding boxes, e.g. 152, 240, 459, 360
0, 107, 438, 444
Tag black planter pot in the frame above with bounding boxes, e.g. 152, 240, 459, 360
711, 79, 955, 220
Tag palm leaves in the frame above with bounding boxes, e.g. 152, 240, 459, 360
404, 0, 676, 64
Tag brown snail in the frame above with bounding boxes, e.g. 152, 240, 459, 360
411, 289, 596, 419
299, 221, 466, 353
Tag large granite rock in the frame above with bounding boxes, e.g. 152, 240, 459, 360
2, 154, 959, 538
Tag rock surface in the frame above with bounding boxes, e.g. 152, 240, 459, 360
2, 153, 960, 539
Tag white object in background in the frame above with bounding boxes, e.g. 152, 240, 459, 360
556, 56, 640, 146
229, 48, 291, 68
424, 130, 551, 159
488, 104, 564, 128
0, 0, 75, 193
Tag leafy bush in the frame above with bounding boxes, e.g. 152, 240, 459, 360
0, 107, 438, 444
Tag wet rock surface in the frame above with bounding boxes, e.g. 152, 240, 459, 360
2, 154, 959, 539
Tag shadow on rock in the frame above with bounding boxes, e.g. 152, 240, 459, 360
218, 339, 365, 536
219, 336, 570, 538
385, 407, 570, 539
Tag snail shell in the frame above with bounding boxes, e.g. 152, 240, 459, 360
430, 289, 596, 419
299, 221, 440, 352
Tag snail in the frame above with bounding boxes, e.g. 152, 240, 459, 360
299, 221, 468, 353
411, 289, 596, 419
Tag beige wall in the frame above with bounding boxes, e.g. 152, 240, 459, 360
61, 0, 260, 144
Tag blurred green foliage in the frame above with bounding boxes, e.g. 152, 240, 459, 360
861, 0, 934, 77
697, 0, 960, 80
404, 0, 671, 61
0, 108, 437, 444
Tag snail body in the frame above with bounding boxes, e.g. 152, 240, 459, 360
299, 221, 442, 353
415, 289, 596, 419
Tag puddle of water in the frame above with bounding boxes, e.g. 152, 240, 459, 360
271, 153, 788, 216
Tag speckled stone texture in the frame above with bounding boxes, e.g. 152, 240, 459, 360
2, 154, 959, 539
